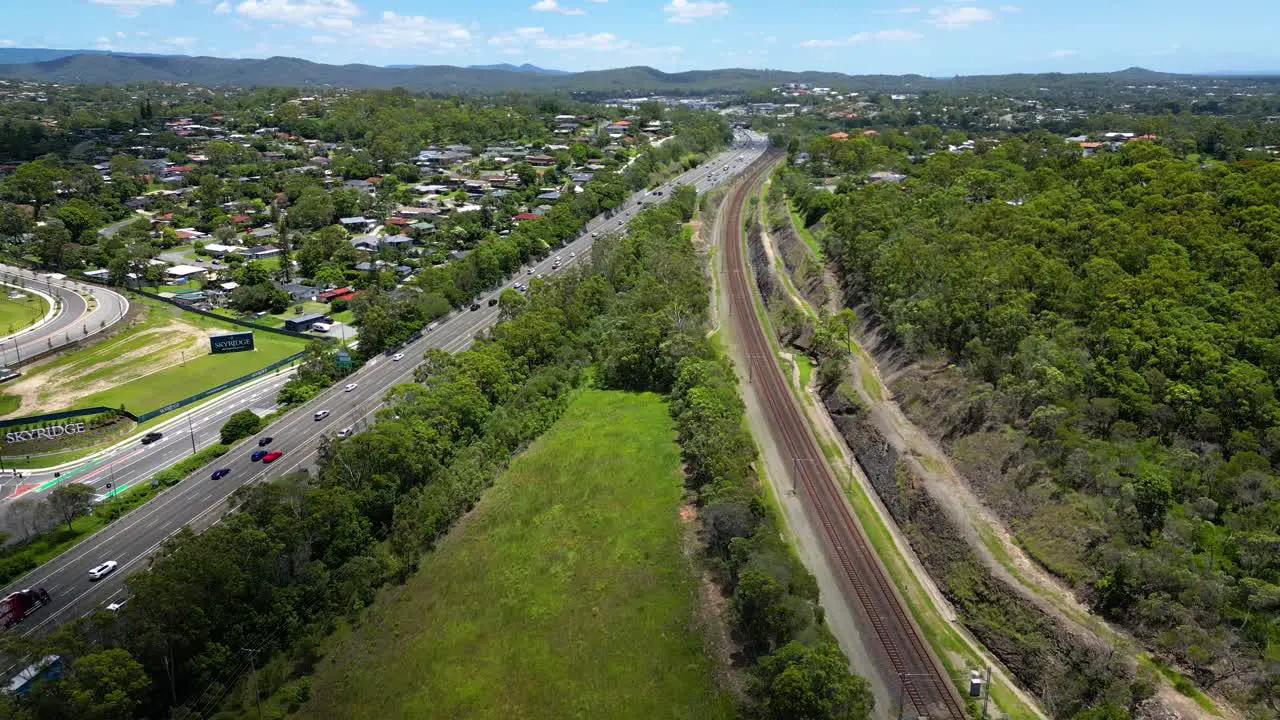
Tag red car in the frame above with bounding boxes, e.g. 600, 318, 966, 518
261, 450, 283, 464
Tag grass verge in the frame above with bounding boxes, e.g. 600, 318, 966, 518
300, 389, 734, 720
0, 290, 50, 336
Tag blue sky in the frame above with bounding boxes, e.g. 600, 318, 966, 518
2, 0, 1277, 75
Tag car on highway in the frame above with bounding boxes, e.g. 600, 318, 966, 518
488, 297, 498, 307
337, 426, 354, 438
344, 383, 358, 392
527, 267, 535, 274
261, 450, 283, 463
392, 352, 404, 361
251, 449, 269, 462
257, 436, 273, 447
469, 302, 481, 311
88, 561, 118, 581
211, 468, 231, 480
570, 251, 576, 258
591, 231, 599, 238
106, 598, 128, 612
141, 432, 163, 445
427, 322, 439, 331
314, 410, 330, 421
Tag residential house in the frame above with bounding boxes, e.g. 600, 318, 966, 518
526, 154, 555, 167
279, 282, 319, 302
351, 234, 381, 252
244, 245, 280, 259
318, 287, 354, 303
165, 265, 207, 282
340, 216, 375, 231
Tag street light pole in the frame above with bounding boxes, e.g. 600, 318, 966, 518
187, 412, 197, 455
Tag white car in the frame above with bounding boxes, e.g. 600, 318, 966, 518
337, 426, 354, 438
106, 599, 128, 612
344, 383, 358, 392
569, 251, 576, 258
88, 560, 118, 581
527, 267, 535, 275
392, 353, 404, 362
314, 409, 330, 421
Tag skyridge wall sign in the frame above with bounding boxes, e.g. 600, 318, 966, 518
5, 422, 87, 444
211, 331, 255, 354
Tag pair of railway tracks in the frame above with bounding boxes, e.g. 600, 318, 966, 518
719, 154, 967, 720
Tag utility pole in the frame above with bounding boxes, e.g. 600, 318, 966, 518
982, 666, 992, 720
187, 412, 197, 455
245, 648, 263, 720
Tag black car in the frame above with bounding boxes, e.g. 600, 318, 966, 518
257, 436, 273, 447
469, 303, 481, 311
488, 297, 498, 307
141, 432, 163, 445
211, 468, 231, 480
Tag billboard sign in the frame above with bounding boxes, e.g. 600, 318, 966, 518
211, 331, 255, 354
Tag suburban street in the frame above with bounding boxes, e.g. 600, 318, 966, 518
0, 264, 130, 369
0, 132, 769, 636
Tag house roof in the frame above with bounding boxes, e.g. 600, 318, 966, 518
166, 264, 207, 277
512, 213, 539, 221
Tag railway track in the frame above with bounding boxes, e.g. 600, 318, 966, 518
721, 154, 968, 720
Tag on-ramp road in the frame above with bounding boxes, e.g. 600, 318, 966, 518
0, 134, 770, 637
0, 265, 129, 369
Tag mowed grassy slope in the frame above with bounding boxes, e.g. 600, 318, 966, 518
0, 297, 306, 418
302, 389, 733, 720
0, 290, 49, 334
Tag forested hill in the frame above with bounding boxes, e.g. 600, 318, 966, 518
0, 52, 1275, 94
790, 136, 1280, 713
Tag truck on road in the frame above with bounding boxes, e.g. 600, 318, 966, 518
1, 588, 52, 630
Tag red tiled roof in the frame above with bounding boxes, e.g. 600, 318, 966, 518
512, 213, 539, 221
830, 132, 849, 140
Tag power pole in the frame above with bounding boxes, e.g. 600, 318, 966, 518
187, 412, 197, 455
245, 648, 263, 720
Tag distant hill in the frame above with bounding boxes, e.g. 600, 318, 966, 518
0, 51, 1273, 96
467, 63, 568, 76
0, 47, 175, 65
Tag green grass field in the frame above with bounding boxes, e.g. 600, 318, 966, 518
5, 296, 306, 420
0, 290, 49, 336
301, 389, 733, 720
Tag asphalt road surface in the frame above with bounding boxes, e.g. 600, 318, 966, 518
0, 265, 130, 369
0, 132, 769, 637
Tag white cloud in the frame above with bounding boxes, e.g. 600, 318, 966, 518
88, 0, 175, 14
135, 31, 150, 37
214, 1, 231, 13
362, 11, 472, 50
1047, 48, 1075, 58
116, 31, 127, 39
998, 4, 1020, 11
928, 5, 993, 28
876, 5, 920, 13
800, 28, 922, 48
234, 0, 360, 28
0, 40, 15, 48
531, 0, 587, 14
664, 0, 729, 24
311, 34, 336, 44
488, 26, 680, 60
164, 36, 197, 47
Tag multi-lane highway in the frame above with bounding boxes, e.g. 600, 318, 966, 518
0, 265, 130, 369
1, 132, 769, 635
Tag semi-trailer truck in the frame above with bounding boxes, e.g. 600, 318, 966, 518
1, 588, 52, 630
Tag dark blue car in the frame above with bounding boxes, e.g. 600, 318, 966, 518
251, 450, 268, 462
211, 468, 231, 480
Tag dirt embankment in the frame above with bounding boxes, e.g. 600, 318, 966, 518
822, 385, 1142, 717
766, 207, 828, 311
